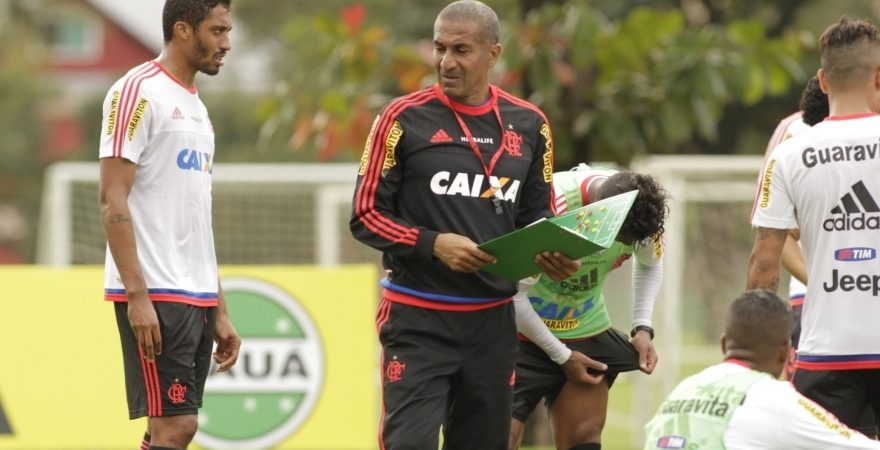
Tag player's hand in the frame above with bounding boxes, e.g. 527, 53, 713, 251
631, 331, 658, 374
127, 296, 162, 361
433, 233, 496, 273
535, 252, 581, 282
560, 351, 607, 385
213, 314, 240, 372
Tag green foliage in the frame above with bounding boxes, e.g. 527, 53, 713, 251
501, 2, 808, 166
0, 1, 48, 180
0, 0, 51, 261
249, 5, 432, 161
244, 1, 807, 166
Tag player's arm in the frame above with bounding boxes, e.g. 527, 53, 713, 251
631, 235, 664, 374
512, 276, 605, 385
99, 157, 161, 360
781, 229, 807, 284
747, 227, 789, 292
748, 154, 796, 292
520, 118, 581, 281
349, 112, 493, 272
212, 279, 240, 372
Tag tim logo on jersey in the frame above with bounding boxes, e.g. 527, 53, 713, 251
835, 247, 877, 262
177, 148, 213, 174
430, 171, 520, 201
823, 180, 880, 232
655, 435, 686, 449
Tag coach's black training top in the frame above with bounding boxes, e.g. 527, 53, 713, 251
350, 84, 555, 306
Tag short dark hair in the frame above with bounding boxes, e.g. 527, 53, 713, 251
725, 290, 791, 351
163, 0, 232, 43
819, 17, 880, 90
436, 0, 500, 45
597, 172, 668, 245
799, 76, 828, 126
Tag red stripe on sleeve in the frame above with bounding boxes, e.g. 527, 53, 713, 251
112, 62, 154, 157
354, 90, 435, 245
113, 64, 161, 157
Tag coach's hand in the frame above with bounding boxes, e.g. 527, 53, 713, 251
632, 332, 658, 374
213, 314, 240, 372
128, 295, 162, 361
535, 252, 581, 282
561, 351, 606, 385
434, 233, 496, 273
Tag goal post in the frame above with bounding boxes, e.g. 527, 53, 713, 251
36, 162, 373, 267
627, 154, 766, 446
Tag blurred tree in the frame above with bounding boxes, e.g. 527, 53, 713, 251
503, 1, 808, 166
0, 0, 50, 261
232, 1, 515, 161
239, 1, 808, 167
241, 4, 435, 161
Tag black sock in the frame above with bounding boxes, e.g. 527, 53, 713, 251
568, 444, 600, 450
140, 432, 151, 450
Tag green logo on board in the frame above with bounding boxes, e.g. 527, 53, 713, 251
194, 278, 325, 449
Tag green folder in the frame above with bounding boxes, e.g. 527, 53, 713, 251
478, 190, 637, 282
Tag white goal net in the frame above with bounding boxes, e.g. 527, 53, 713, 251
36, 162, 376, 267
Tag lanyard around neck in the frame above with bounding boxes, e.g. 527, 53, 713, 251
442, 88, 506, 193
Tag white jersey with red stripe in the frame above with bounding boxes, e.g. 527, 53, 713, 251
751, 114, 880, 368
762, 111, 809, 301
99, 61, 218, 306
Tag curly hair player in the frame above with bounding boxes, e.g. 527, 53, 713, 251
509, 164, 669, 450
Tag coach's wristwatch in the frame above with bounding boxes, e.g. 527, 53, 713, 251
630, 325, 654, 340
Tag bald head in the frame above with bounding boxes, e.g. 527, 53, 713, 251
436, 0, 500, 46
819, 17, 880, 90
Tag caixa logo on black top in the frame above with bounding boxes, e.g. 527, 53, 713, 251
823, 181, 880, 231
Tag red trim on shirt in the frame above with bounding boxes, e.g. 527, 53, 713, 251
151, 60, 198, 94
382, 289, 510, 311
105, 293, 218, 307
353, 89, 436, 247
723, 358, 752, 369
795, 360, 880, 371
434, 84, 497, 115
824, 113, 879, 121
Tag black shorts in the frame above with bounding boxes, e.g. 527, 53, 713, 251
115, 302, 216, 419
512, 327, 639, 422
793, 368, 880, 436
376, 298, 517, 450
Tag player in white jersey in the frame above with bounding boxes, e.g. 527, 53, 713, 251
748, 17, 880, 434
644, 290, 880, 449
99, 2, 238, 449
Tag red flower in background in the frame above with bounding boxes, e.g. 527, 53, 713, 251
341, 4, 366, 35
